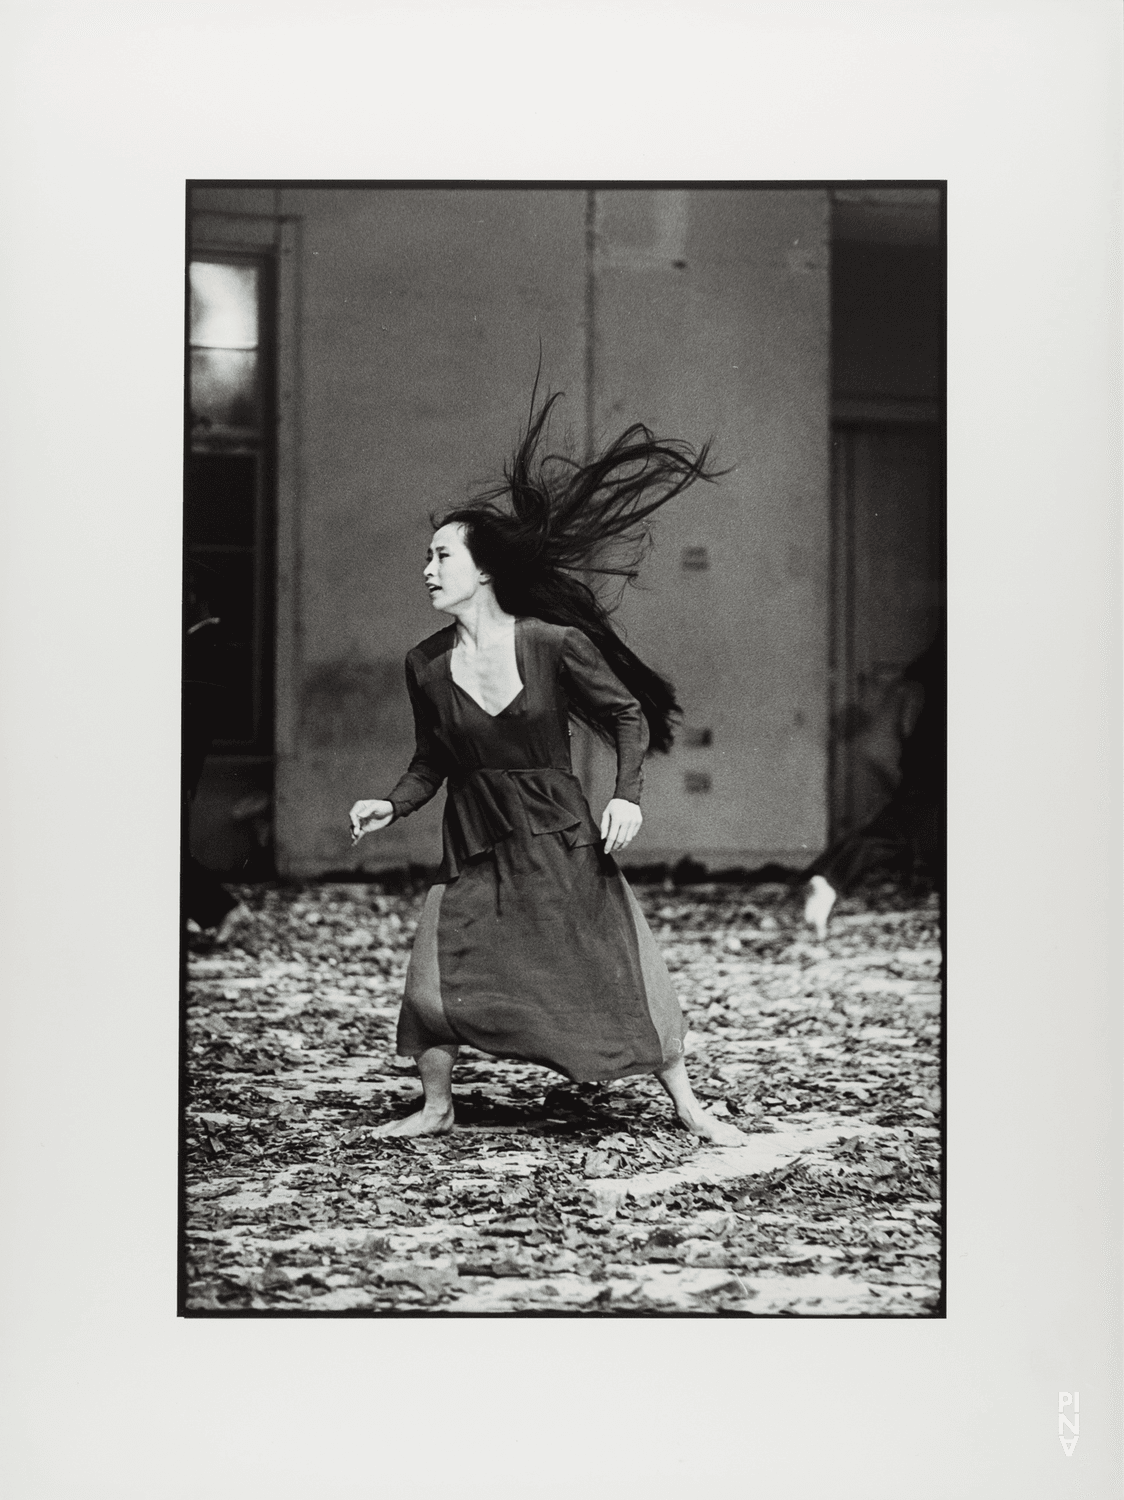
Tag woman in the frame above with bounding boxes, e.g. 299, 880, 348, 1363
350, 391, 744, 1146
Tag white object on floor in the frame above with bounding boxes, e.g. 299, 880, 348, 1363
803, 875, 837, 940
214, 902, 253, 945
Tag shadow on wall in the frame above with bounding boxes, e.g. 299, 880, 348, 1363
189, 760, 274, 878
298, 659, 410, 748
191, 659, 414, 878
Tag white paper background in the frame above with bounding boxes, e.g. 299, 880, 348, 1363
0, 2, 1120, 1496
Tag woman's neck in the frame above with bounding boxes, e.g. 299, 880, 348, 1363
447, 590, 514, 650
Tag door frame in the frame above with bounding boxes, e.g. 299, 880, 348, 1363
828, 402, 943, 842
186, 195, 302, 870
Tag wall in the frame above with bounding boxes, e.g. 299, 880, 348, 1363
831, 186, 943, 404
189, 186, 832, 877
273, 188, 588, 875
585, 189, 832, 868
826, 188, 944, 836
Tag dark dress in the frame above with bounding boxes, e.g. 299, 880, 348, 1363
385, 617, 687, 1084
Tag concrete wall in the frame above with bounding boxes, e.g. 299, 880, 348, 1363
189, 186, 831, 876
584, 190, 831, 867
272, 188, 588, 875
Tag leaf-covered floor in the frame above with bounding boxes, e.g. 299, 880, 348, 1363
183, 879, 943, 1315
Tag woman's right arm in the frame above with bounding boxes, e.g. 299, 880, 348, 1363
350, 657, 448, 842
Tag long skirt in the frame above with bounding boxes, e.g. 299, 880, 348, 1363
395, 793, 686, 1084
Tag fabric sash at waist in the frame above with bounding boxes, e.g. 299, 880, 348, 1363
442, 767, 601, 878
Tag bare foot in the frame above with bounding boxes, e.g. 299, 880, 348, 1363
678, 1110, 747, 1147
372, 1105, 455, 1138
803, 875, 836, 940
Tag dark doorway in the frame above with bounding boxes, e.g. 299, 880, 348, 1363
185, 251, 276, 877
828, 189, 945, 842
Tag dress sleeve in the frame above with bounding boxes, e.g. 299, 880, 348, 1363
559, 627, 649, 804
384, 657, 448, 819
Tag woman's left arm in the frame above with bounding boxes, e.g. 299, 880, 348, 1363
559, 628, 648, 853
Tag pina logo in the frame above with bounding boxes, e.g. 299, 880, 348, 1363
1058, 1392, 1079, 1457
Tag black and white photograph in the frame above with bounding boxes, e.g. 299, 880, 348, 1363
182, 183, 945, 1316
3, 2, 1120, 1496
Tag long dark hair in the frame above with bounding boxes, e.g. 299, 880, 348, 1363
435, 386, 724, 753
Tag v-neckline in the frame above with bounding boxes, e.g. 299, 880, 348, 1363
446, 618, 526, 720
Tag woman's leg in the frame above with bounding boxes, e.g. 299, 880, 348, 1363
803, 873, 837, 940
656, 1056, 746, 1146
374, 1044, 458, 1137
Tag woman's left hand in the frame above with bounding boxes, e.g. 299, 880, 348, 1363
600, 797, 642, 855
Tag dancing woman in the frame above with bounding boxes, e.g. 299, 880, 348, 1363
350, 389, 744, 1145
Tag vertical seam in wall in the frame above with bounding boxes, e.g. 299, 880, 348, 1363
583, 189, 598, 462
824, 194, 836, 853
290, 217, 304, 699
841, 432, 856, 835
822, 190, 836, 854
578, 188, 600, 794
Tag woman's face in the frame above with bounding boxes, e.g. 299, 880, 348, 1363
424, 523, 489, 612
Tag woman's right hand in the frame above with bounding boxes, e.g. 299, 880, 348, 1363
349, 798, 394, 844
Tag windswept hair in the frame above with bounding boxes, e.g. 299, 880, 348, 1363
434, 385, 725, 753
